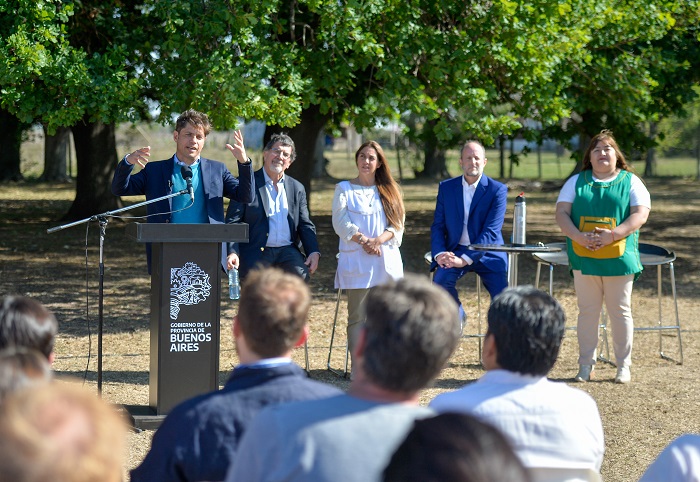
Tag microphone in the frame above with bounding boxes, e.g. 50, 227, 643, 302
181, 165, 194, 202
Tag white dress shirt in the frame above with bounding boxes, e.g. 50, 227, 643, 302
639, 434, 700, 482
430, 369, 605, 471
262, 169, 292, 247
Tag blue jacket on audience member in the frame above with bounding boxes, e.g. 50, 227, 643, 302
130, 363, 341, 482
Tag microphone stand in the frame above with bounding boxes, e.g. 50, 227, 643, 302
47, 189, 189, 396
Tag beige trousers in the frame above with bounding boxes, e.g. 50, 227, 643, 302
573, 270, 634, 368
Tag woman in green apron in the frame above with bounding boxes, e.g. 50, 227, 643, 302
555, 131, 651, 384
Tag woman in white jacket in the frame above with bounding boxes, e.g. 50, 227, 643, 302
332, 140, 405, 373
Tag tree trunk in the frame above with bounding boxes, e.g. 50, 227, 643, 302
64, 118, 121, 221
0, 109, 25, 181
311, 129, 327, 179
696, 124, 700, 180
499, 135, 506, 178
41, 125, 71, 182
420, 118, 449, 179
644, 122, 657, 177
265, 104, 330, 200
568, 129, 591, 178
508, 137, 515, 179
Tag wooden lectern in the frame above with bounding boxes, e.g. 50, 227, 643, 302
125, 222, 248, 429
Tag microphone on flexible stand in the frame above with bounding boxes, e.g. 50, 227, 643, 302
181, 165, 195, 202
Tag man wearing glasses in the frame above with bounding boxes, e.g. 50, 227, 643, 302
225, 133, 321, 281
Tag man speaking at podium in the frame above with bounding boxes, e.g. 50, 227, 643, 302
111, 109, 255, 271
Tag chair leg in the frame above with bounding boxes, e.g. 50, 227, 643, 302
659, 262, 683, 364
624, 263, 684, 365
597, 306, 614, 366
670, 263, 684, 364
327, 288, 349, 378
534, 262, 554, 295
476, 276, 482, 361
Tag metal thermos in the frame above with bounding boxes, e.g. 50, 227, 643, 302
513, 192, 526, 246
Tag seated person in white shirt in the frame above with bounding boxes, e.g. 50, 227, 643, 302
639, 434, 700, 482
430, 286, 605, 474
225, 133, 320, 281
430, 140, 508, 326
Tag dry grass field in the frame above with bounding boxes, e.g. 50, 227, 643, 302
1, 159, 699, 480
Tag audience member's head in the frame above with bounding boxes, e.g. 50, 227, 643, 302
383, 412, 531, 482
236, 267, 311, 359
0, 382, 127, 482
485, 286, 566, 376
0, 295, 58, 362
0, 347, 53, 403
360, 274, 460, 393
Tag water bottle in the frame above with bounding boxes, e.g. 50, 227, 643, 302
228, 268, 240, 300
513, 192, 526, 246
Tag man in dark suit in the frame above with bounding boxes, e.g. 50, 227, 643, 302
131, 267, 343, 482
430, 140, 508, 323
225, 133, 320, 280
111, 109, 255, 271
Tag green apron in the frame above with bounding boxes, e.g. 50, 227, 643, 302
567, 170, 642, 278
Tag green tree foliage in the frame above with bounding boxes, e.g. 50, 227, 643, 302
0, 0, 142, 218
2, 0, 699, 215
0, 1, 88, 130
139, 0, 601, 186
542, 1, 700, 171
658, 85, 700, 177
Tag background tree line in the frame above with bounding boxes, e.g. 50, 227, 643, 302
1, 0, 699, 220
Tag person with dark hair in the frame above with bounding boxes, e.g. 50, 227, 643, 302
431, 140, 508, 328
226, 132, 320, 280
0, 347, 53, 403
226, 275, 461, 482
0, 295, 58, 363
131, 267, 340, 482
555, 130, 651, 384
431, 286, 605, 477
112, 109, 255, 271
332, 140, 405, 369
383, 412, 531, 482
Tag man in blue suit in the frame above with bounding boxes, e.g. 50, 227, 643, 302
431, 140, 508, 323
111, 109, 255, 271
225, 133, 320, 281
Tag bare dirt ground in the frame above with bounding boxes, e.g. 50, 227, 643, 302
1, 176, 698, 481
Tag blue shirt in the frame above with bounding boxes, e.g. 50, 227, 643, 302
172, 157, 208, 223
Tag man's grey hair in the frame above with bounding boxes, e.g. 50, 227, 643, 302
264, 133, 297, 163
362, 275, 460, 393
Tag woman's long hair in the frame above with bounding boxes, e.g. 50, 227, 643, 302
356, 141, 405, 230
582, 130, 630, 171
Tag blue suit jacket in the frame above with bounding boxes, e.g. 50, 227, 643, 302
430, 174, 508, 271
225, 169, 320, 276
130, 363, 342, 482
111, 156, 254, 270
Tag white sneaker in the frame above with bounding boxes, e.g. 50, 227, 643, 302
575, 365, 594, 382
615, 366, 631, 384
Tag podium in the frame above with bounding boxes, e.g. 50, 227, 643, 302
125, 223, 248, 429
